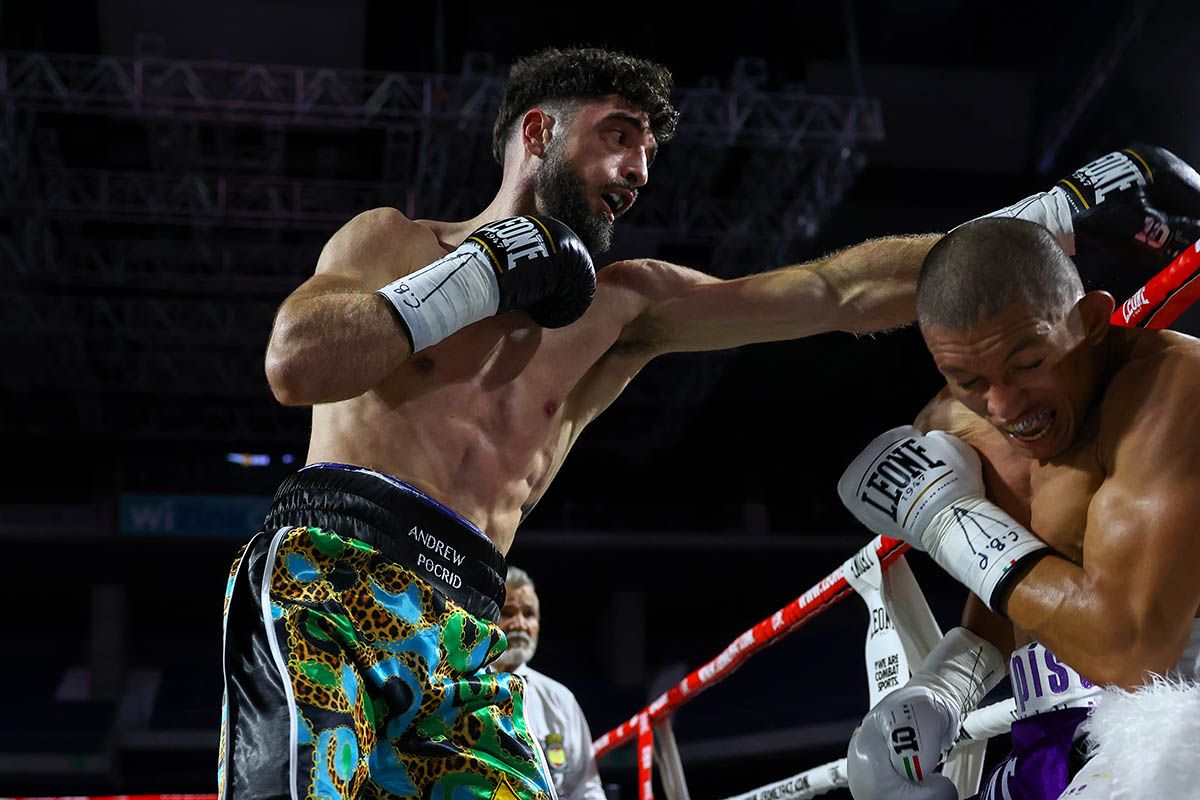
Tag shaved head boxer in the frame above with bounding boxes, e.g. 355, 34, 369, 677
841, 191, 1200, 798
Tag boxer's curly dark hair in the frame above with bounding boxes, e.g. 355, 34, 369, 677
492, 47, 678, 165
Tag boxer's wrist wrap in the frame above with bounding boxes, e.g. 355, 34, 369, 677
907, 627, 1007, 724
378, 243, 501, 352
923, 495, 1050, 613
978, 188, 1077, 255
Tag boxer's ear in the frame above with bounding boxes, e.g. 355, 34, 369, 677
521, 109, 555, 158
1077, 291, 1115, 344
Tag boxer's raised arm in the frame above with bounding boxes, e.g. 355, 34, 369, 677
1001, 353, 1200, 688
265, 208, 424, 406
613, 233, 940, 355
916, 391, 1022, 658
267, 209, 594, 405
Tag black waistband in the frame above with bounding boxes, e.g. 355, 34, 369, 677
263, 465, 506, 621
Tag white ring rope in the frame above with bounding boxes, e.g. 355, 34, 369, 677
595, 537, 1017, 800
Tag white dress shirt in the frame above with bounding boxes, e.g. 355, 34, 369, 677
516, 663, 608, 800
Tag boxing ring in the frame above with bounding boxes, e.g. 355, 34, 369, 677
592, 241, 1200, 800
592, 536, 1018, 800
8, 242, 1200, 800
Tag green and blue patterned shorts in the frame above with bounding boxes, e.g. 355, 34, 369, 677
219, 465, 553, 800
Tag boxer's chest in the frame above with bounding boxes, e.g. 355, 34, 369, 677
1028, 433, 1107, 564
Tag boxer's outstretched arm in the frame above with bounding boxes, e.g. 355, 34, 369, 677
265, 208, 423, 405
614, 233, 940, 355
999, 354, 1200, 688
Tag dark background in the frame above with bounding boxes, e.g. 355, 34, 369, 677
3, 0, 1199, 795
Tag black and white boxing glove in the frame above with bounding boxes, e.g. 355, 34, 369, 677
837, 425, 1049, 612
378, 215, 596, 352
979, 143, 1200, 267
848, 628, 1006, 800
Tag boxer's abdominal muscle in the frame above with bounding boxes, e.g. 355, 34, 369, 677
306, 301, 640, 554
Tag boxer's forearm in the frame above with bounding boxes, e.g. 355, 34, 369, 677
265, 289, 414, 405
1000, 555, 1180, 689
628, 233, 940, 354
962, 591, 1016, 658
812, 232, 940, 334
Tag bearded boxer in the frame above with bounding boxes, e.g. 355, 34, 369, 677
221, 46, 952, 800
840, 164, 1200, 799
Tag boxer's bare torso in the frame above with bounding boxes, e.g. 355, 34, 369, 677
920, 327, 1200, 659
300, 213, 675, 551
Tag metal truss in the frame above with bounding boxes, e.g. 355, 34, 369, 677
2, 50, 884, 446
0, 51, 883, 148
3, 232, 312, 291
144, 120, 288, 176
3, 161, 859, 251
0, 99, 33, 195
6, 290, 277, 347
4, 390, 302, 442
4, 168, 412, 228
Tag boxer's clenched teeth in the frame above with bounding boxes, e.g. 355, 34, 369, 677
1005, 410, 1054, 441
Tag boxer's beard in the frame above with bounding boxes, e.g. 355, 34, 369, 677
534, 144, 613, 254
495, 631, 537, 671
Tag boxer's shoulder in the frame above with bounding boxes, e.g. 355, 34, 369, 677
318, 207, 448, 281
1099, 329, 1200, 458
914, 388, 992, 444
412, 216, 474, 250
598, 258, 715, 301
343, 205, 433, 241
1105, 329, 1200, 404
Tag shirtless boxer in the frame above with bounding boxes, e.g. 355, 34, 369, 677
839, 215, 1200, 799
218, 47, 944, 800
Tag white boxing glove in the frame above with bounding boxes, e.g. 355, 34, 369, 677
848, 685, 960, 800
837, 425, 1049, 611
848, 628, 1007, 800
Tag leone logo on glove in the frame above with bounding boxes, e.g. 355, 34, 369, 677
856, 436, 948, 522
470, 216, 554, 273
1058, 150, 1147, 212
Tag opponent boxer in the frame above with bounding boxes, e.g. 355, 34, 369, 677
222, 46, 946, 800
840, 187, 1200, 798
491, 567, 607, 800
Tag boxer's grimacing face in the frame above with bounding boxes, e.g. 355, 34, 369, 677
532, 95, 656, 254
922, 296, 1110, 461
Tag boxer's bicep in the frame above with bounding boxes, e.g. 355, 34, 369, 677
1081, 478, 1200, 678
632, 265, 833, 353
612, 258, 824, 354
277, 208, 431, 324
620, 233, 939, 355
1083, 367, 1200, 674
265, 208, 431, 404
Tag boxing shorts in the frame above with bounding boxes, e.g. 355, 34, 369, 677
972, 641, 1103, 800
218, 463, 554, 800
